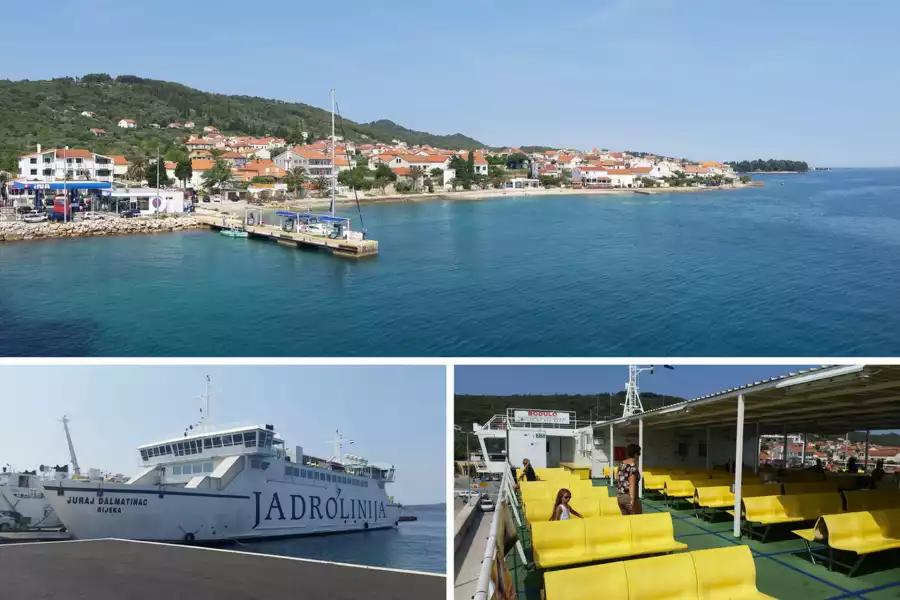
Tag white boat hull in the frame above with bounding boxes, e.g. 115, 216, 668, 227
42, 479, 400, 541
0, 485, 63, 529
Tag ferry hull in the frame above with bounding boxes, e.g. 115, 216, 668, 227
0, 486, 63, 529
42, 480, 400, 542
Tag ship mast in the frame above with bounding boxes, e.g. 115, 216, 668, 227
330, 88, 336, 218
61, 415, 80, 476
203, 375, 211, 433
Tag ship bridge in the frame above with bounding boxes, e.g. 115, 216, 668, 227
473, 409, 594, 476
138, 425, 282, 466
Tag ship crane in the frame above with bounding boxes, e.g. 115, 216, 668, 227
622, 365, 674, 418
61, 415, 81, 477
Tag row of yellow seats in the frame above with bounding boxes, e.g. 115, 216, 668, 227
532, 468, 572, 480
545, 544, 773, 600
664, 478, 733, 499
520, 479, 605, 504
531, 512, 687, 569
699, 486, 900, 512
792, 508, 900, 575
525, 495, 621, 524
742, 492, 843, 525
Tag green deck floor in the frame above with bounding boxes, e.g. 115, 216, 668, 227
508, 483, 900, 600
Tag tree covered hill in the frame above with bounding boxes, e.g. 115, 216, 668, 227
726, 159, 809, 173
0, 74, 486, 170
454, 391, 686, 460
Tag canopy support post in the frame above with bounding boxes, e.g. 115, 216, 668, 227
802, 432, 807, 467
733, 394, 745, 538
706, 426, 711, 470
638, 418, 644, 498
864, 429, 870, 471
609, 424, 615, 480
782, 425, 789, 469
755, 422, 760, 475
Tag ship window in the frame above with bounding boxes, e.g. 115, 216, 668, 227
222, 435, 233, 447
194, 463, 205, 474
175, 443, 183, 456
285, 466, 292, 476
300, 470, 307, 478
165, 445, 173, 455
172, 466, 182, 475
193, 440, 201, 453
245, 434, 255, 448
204, 438, 212, 449
212, 437, 222, 448
140, 450, 148, 460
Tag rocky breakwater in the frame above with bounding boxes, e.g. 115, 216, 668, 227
0, 216, 206, 242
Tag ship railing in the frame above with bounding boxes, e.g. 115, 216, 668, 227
472, 460, 527, 600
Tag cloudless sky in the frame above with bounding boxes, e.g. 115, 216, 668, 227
2, 1, 898, 167
455, 365, 817, 398
0, 365, 445, 505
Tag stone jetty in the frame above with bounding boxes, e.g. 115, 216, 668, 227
0, 216, 205, 242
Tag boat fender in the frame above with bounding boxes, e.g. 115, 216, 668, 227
363, 522, 369, 530
184, 532, 195, 542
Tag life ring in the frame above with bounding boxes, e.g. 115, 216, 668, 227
184, 532, 195, 542
246, 214, 256, 226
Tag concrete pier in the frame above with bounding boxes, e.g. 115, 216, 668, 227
2, 539, 444, 599
196, 214, 378, 258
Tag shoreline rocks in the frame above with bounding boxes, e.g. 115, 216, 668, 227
0, 216, 206, 243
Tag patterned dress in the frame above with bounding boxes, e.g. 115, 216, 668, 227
616, 461, 643, 515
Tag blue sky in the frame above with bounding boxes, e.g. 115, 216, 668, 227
0, 365, 445, 505
455, 365, 816, 398
3, 0, 898, 167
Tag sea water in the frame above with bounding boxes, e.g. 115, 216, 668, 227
231, 503, 445, 573
2, 168, 899, 356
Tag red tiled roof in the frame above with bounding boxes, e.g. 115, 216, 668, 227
191, 159, 215, 171
108, 154, 129, 166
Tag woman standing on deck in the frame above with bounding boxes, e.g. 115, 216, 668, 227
616, 444, 642, 515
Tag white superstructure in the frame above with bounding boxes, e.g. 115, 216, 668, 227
0, 468, 67, 529
42, 424, 401, 541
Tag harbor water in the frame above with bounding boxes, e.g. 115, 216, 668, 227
2, 168, 899, 356
226, 504, 445, 574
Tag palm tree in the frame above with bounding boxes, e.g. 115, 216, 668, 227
0, 170, 9, 204
408, 166, 424, 191
284, 167, 309, 199
125, 158, 147, 183
314, 175, 329, 198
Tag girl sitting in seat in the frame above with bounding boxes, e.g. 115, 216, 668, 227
549, 488, 584, 521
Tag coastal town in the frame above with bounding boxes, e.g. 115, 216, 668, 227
762, 434, 900, 474
0, 108, 755, 244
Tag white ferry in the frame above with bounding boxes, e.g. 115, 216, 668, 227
42, 424, 401, 541
0, 468, 67, 529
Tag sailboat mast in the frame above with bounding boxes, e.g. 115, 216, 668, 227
330, 89, 336, 217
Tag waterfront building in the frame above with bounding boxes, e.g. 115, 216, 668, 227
117, 118, 136, 128
17, 146, 115, 183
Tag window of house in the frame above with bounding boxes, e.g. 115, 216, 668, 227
30, 169, 37, 175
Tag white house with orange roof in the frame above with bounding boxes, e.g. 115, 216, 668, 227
108, 155, 129, 179
571, 165, 610, 187
203, 125, 219, 133
608, 169, 635, 188
186, 138, 214, 152
272, 146, 336, 178
117, 118, 136, 128
183, 121, 195, 129
555, 154, 583, 172
17, 146, 115, 182
458, 151, 488, 175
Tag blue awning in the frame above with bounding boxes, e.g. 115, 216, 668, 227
10, 181, 112, 190
320, 215, 350, 223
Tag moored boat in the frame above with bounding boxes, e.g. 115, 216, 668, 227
42, 423, 401, 542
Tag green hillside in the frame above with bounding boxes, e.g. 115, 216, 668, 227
0, 74, 486, 170
453, 392, 686, 460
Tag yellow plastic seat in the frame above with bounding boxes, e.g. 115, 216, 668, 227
630, 512, 688, 555
626, 551, 697, 599
585, 514, 633, 561
843, 489, 900, 512
692, 545, 776, 599
695, 485, 734, 509
599, 495, 622, 516
544, 561, 627, 600
741, 484, 782, 498
531, 519, 587, 569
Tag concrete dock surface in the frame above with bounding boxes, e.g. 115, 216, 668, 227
2, 539, 445, 599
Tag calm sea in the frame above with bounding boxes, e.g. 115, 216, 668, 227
2, 168, 899, 356
226, 504, 445, 574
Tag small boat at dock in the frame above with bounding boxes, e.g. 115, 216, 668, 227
220, 227, 248, 238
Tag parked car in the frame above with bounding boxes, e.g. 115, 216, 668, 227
479, 494, 495, 513
120, 209, 139, 218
